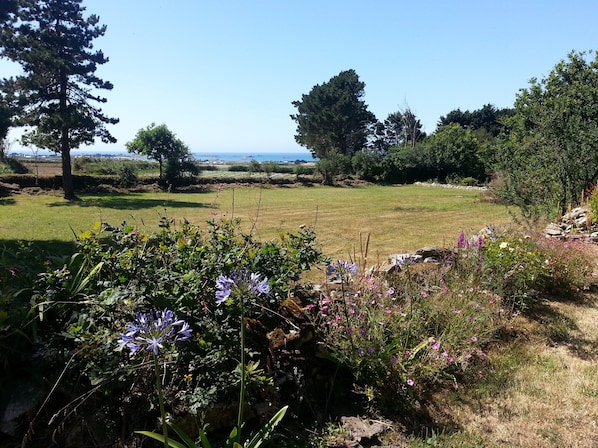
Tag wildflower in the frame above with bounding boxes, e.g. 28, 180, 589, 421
406, 379, 414, 386
447, 357, 454, 363
368, 347, 375, 353
326, 260, 358, 278
405, 350, 411, 357
499, 241, 509, 249
471, 336, 478, 342
357, 348, 365, 355
215, 270, 270, 305
390, 356, 397, 364
431, 342, 440, 350
456, 230, 466, 248
118, 308, 192, 355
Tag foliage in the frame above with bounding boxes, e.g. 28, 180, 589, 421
0, 0, 118, 200
315, 259, 504, 411
0, 156, 28, 174
291, 69, 376, 160
438, 104, 514, 138
351, 148, 383, 181
493, 50, 598, 216
5, 219, 326, 446
315, 152, 351, 185
419, 123, 486, 182
126, 123, 198, 186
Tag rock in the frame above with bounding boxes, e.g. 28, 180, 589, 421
545, 223, 564, 237
339, 416, 390, 445
415, 247, 449, 261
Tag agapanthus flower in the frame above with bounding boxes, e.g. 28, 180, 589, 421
215, 270, 270, 305
118, 308, 192, 355
326, 260, 358, 279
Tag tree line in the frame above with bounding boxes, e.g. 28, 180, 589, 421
1, 1, 598, 218
291, 54, 598, 218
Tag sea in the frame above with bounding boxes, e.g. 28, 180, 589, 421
191, 151, 316, 163
11, 150, 317, 164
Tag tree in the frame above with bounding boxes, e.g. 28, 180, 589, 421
421, 123, 485, 182
438, 104, 514, 137
0, 0, 118, 200
291, 69, 376, 160
401, 108, 426, 148
126, 123, 197, 186
495, 50, 598, 217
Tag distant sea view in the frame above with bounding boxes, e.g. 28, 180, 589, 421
11, 149, 317, 163
192, 151, 316, 163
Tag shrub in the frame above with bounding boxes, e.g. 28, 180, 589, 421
16, 218, 327, 445
229, 164, 250, 172
314, 260, 504, 411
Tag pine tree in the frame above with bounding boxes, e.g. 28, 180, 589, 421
0, 0, 118, 199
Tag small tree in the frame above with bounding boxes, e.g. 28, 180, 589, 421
126, 123, 197, 186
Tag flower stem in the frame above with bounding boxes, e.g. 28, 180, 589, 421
237, 301, 246, 444
153, 354, 169, 448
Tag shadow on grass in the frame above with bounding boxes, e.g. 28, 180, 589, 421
0, 197, 16, 205
46, 192, 212, 210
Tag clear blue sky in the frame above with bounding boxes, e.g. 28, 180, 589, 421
3, 0, 598, 154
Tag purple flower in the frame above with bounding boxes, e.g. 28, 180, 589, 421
215, 270, 270, 305
118, 308, 192, 356
326, 260, 358, 279
406, 379, 414, 386
456, 231, 466, 249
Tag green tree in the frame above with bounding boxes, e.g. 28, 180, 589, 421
291, 69, 376, 160
421, 123, 485, 182
495, 50, 598, 216
438, 103, 514, 137
126, 123, 197, 186
0, 0, 118, 200
401, 108, 426, 148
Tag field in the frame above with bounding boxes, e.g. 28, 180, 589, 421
0, 184, 511, 261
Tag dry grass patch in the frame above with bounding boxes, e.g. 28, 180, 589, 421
430, 294, 598, 448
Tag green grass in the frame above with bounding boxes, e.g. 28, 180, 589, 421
0, 184, 512, 258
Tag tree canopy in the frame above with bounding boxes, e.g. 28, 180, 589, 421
0, 0, 118, 199
291, 69, 376, 160
495, 50, 598, 217
126, 123, 197, 186
438, 104, 514, 138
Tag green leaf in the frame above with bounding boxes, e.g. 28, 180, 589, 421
245, 405, 288, 448
168, 422, 201, 448
135, 430, 186, 448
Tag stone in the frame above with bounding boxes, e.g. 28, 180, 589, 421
545, 223, 564, 236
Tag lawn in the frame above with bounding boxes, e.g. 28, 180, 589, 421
0, 184, 512, 259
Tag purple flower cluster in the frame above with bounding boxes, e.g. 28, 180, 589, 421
215, 270, 270, 305
326, 260, 358, 279
118, 308, 192, 355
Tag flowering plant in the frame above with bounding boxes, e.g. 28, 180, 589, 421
214, 270, 287, 447
119, 308, 192, 448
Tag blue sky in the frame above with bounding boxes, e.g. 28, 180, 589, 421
3, 0, 598, 154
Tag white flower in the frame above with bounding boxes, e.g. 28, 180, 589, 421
499, 241, 509, 249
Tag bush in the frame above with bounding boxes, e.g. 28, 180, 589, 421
9, 219, 327, 445
314, 260, 504, 411
0, 157, 29, 174
228, 164, 250, 172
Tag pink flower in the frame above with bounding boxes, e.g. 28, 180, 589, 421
406, 379, 414, 386
405, 350, 411, 357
